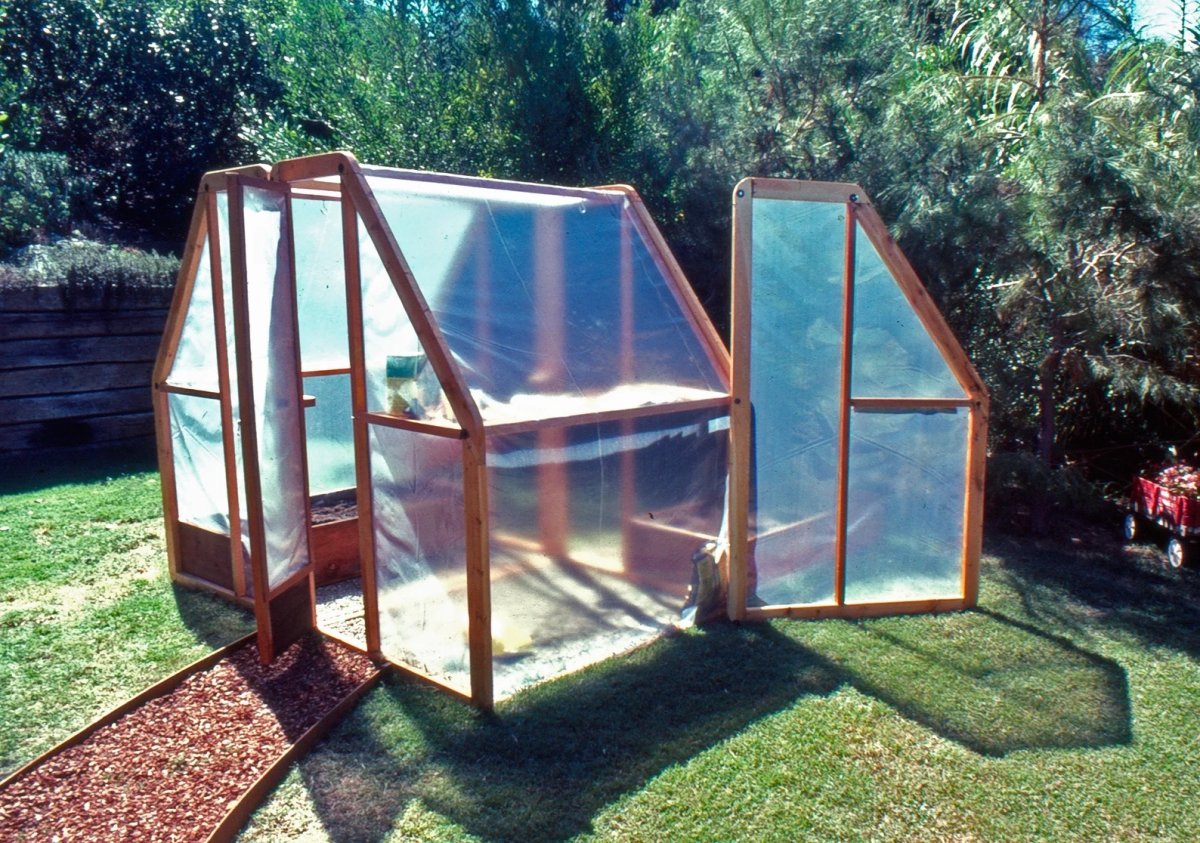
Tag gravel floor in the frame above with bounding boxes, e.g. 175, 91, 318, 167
0, 637, 377, 843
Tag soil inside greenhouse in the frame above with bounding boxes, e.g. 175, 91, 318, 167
0, 636, 378, 843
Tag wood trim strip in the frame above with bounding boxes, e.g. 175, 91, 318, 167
748, 177, 869, 204
205, 665, 384, 843
171, 570, 254, 608
726, 179, 754, 621
0, 635, 255, 793
301, 367, 353, 378
745, 597, 969, 621
264, 553, 313, 600
849, 397, 972, 411
155, 383, 221, 400
341, 182, 383, 657
962, 398, 989, 606
484, 394, 731, 437
462, 440, 494, 710
271, 151, 360, 185
359, 164, 622, 202
832, 203, 857, 608
363, 411, 466, 439
201, 165, 272, 193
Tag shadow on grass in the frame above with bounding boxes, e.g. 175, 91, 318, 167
284, 607, 1131, 843
170, 583, 255, 649
0, 442, 157, 495
988, 529, 1200, 662
804, 607, 1132, 758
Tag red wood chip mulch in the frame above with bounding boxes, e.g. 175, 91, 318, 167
0, 636, 377, 842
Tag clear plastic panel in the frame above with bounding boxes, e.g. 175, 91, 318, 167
487, 409, 727, 699
844, 409, 967, 602
169, 393, 230, 532
369, 424, 470, 693
303, 373, 354, 496
357, 215, 455, 424
851, 224, 964, 398
365, 176, 725, 425
241, 186, 310, 588
749, 199, 846, 607
293, 196, 350, 372
166, 237, 218, 391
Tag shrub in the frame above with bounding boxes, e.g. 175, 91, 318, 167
0, 237, 178, 292
0, 149, 94, 255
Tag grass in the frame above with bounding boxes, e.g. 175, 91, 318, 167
2, 461, 1198, 841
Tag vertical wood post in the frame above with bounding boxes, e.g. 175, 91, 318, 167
726, 181, 754, 620
462, 439, 494, 709
832, 203, 858, 607
962, 396, 989, 605
340, 173, 383, 658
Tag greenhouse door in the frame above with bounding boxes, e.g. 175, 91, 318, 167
227, 175, 316, 662
726, 179, 987, 621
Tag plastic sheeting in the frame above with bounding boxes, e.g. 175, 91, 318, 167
358, 214, 453, 423
293, 196, 350, 372
370, 425, 470, 694
745, 197, 970, 608
168, 393, 229, 533
851, 228, 962, 398
365, 175, 726, 425
303, 373, 355, 497
240, 186, 310, 589
844, 409, 966, 601
487, 410, 727, 699
748, 199, 845, 606
167, 237, 218, 392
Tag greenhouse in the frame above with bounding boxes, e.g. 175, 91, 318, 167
153, 153, 986, 708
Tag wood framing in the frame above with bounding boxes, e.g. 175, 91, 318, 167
727, 177, 988, 622
832, 203, 858, 607
726, 179, 754, 621
340, 174, 383, 658
153, 190, 208, 581
226, 177, 275, 660
205, 187, 247, 600
159, 157, 985, 715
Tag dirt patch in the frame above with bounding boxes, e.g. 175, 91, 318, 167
0, 636, 377, 842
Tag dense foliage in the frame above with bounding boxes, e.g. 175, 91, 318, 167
2, 0, 1198, 513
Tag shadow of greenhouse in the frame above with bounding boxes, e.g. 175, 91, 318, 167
284, 606, 1130, 843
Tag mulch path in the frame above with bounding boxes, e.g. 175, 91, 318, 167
0, 636, 377, 842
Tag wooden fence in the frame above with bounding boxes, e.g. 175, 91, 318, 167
0, 285, 172, 458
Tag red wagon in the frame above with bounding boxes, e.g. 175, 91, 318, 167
1124, 472, 1200, 569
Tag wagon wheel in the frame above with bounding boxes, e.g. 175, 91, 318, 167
1122, 513, 1140, 542
1166, 537, 1188, 570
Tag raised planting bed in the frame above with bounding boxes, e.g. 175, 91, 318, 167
0, 634, 380, 842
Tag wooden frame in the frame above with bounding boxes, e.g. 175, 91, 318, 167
726, 177, 988, 622
163, 156, 989, 715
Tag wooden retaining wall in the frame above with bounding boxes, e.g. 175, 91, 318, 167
0, 285, 172, 457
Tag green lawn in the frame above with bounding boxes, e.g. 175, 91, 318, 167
2, 462, 1198, 841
